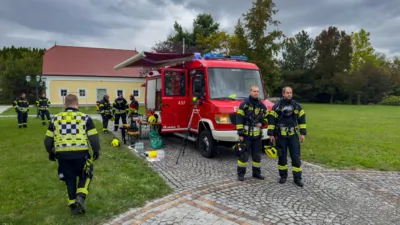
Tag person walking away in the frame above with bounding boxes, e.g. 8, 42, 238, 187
267, 86, 306, 187
98, 94, 112, 133
44, 94, 101, 215
112, 93, 129, 131
12, 92, 29, 128
128, 94, 139, 117
235, 85, 269, 181
36, 92, 51, 125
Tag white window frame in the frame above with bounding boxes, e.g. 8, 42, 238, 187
116, 89, 124, 98
96, 88, 108, 101
77, 88, 87, 98
60, 88, 68, 98
132, 89, 140, 98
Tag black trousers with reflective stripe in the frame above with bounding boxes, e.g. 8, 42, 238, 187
238, 135, 262, 164
114, 113, 127, 129
17, 111, 28, 127
101, 114, 109, 129
58, 157, 92, 203
40, 110, 51, 122
277, 134, 302, 180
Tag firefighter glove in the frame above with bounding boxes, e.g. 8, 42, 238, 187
48, 152, 56, 161
93, 151, 100, 160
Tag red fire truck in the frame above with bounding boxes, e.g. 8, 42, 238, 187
114, 52, 274, 158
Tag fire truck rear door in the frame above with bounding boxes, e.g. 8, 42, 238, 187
161, 68, 190, 133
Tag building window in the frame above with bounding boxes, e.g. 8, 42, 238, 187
60, 89, 68, 97
116, 89, 124, 97
164, 70, 186, 96
78, 89, 87, 98
132, 89, 140, 97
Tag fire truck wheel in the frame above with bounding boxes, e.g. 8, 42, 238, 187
198, 130, 217, 158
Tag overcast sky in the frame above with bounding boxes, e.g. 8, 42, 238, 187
1, 0, 399, 57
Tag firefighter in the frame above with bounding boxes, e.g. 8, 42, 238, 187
267, 86, 306, 187
98, 94, 112, 133
235, 85, 269, 181
112, 93, 129, 131
12, 92, 29, 128
44, 94, 100, 215
36, 92, 51, 126
128, 94, 139, 117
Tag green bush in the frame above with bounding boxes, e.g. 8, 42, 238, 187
378, 95, 400, 105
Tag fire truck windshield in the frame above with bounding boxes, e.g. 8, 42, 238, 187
208, 68, 265, 100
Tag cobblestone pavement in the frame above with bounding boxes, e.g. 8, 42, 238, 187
102, 121, 400, 225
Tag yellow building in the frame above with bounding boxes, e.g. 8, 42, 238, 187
42, 45, 145, 106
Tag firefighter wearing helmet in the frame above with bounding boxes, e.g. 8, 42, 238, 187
235, 85, 268, 181
128, 94, 139, 117
112, 93, 129, 131
267, 86, 306, 187
98, 94, 113, 133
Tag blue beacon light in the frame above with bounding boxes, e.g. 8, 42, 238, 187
193, 52, 248, 61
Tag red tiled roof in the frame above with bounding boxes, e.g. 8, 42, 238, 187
42, 45, 143, 78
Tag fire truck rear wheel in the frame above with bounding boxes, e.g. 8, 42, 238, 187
198, 130, 217, 158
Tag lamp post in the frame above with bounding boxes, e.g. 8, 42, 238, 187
25, 74, 47, 118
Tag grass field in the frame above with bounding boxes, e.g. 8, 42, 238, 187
1, 106, 145, 116
1, 106, 99, 115
300, 104, 400, 171
0, 117, 172, 225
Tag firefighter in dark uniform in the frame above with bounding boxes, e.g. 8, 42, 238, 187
44, 94, 100, 215
236, 85, 268, 181
112, 93, 129, 131
267, 86, 306, 187
128, 94, 139, 117
36, 92, 51, 126
12, 92, 29, 128
98, 94, 112, 133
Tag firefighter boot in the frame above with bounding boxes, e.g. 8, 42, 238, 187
252, 167, 264, 180
279, 169, 288, 184
70, 203, 79, 216
237, 166, 246, 181
75, 194, 86, 214
293, 171, 304, 187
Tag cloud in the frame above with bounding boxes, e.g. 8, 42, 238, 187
0, 0, 399, 57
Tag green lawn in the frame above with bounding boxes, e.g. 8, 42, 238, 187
0, 117, 172, 224
1, 106, 145, 116
1, 106, 99, 115
300, 103, 400, 171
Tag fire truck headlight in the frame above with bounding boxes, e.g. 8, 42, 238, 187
215, 114, 231, 124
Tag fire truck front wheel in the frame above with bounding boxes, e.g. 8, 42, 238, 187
198, 130, 217, 158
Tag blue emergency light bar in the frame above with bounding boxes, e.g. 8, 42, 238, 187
193, 52, 248, 61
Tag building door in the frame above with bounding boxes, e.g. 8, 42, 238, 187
97, 88, 107, 100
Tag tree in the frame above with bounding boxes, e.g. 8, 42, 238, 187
350, 28, 382, 72
314, 26, 352, 103
151, 13, 220, 53
0, 47, 45, 104
280, 30, 316, 71
228, 19, 250, 56
241, 0, 284, 95
196, 31, 233, 54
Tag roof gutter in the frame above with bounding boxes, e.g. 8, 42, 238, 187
114, 51, 147, 70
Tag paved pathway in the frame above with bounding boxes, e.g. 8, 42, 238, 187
0, 105, 11, 114
101, 122, 400, 225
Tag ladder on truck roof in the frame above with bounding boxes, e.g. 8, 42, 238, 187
114, 51, 248, 70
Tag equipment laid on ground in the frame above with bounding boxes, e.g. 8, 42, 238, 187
111, 138, 120, 147
114, 52, 275, 159
264, 144, 278, 159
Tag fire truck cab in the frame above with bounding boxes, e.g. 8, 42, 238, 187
114, 52, 274, 158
